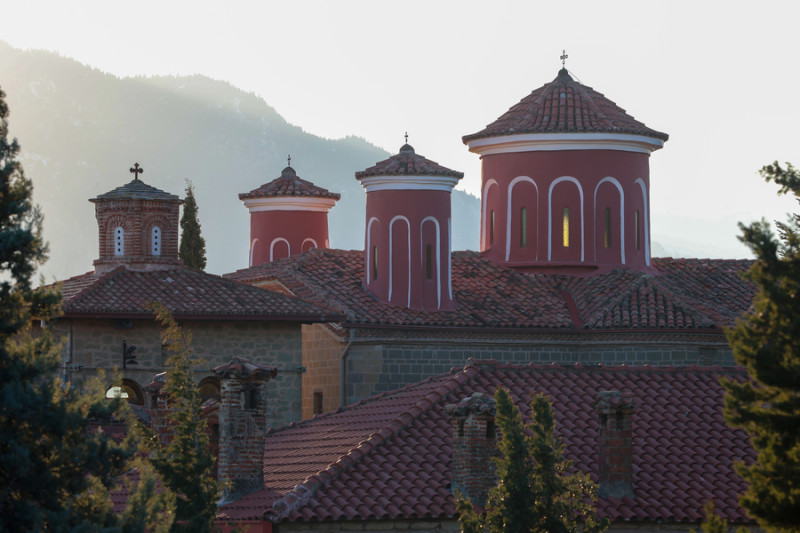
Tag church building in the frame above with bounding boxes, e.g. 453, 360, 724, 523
226, 67, 755, 418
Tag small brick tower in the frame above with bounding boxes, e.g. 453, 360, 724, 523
239, 161, 340, 267
356, 141, 463, 311
90, 163, 183, 274
445, 392, 498, 508
593, 390, 636, 499
214, 357, 278, 501
463, 68, 668, 275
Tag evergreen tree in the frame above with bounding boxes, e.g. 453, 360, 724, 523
457, 388, 608, 533
179, 181, 206, 270
0, 86, 136, 531
722, 161, 800, 532
150, 305, 218, 533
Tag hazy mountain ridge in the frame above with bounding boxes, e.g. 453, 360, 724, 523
0, 42, 481, 280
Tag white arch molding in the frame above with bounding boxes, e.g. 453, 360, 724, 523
421, 216, 442, 309
301, 238, 318, 252
249, 238, 260, 267
388, 215, 411, 307
481, 179, 498, 250
593, 177, 625, 264
365, 217, 379, 284
635, 178, 651, 266
506, 176, 539, 261
547, 177, 585, 261
269, 238, 290, 262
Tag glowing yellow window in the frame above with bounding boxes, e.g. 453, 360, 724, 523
562, 207, 570, 248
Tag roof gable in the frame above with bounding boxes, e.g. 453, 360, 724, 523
225, 250, 755, 331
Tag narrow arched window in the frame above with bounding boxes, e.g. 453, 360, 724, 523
372, 245, 378, 280
520, 207, 528, 247
604, 208, 612, 248
635, 210, 641, 251
115, 227, 124, 256
151, 226, 161, 256
425, 244, 432, 279
490, 210, 495, 246
562, 207, 570, 248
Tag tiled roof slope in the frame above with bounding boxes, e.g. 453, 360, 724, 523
239, 166, 341, 200
462, 69, 669, 143
355, 144, 464, 179
56, 267, 341, 321
90, 178, 180, 202
225, 249, 755, 331
218, 362, 754, 525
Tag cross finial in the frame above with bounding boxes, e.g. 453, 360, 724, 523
287, 154, 291, 167
404, 131, 408, 144
560, 50, 568, 68
129, 162, 143, 180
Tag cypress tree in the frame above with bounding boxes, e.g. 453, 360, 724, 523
722, 161, 800, 532
0, 86, 136, 531
179, 181, 206, 270
150, 305, 218, 533
457, 388, 608, 533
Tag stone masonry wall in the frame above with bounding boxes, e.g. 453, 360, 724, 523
342, 332, 734, 405
55, 317, 304, 427
301, 324, 345, 419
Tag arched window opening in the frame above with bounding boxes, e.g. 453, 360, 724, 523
490, 210, 495, 246
115, 226, 124, 256
372, 245, 378, 280
425, 244, 433, 280
604, 208, 612, 248
198, 377, 221, 403
562, 207, 570, 248
635, 210, 641, 251
106, 379, 143, 405
520, 207, 528, 247
151, 226, 161, 256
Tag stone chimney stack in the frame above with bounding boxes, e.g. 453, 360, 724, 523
593, 390, 635, 499
445, 392, 498, 508
213, 357, 278, 501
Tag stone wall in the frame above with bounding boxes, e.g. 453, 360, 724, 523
55, 317, 304, 427
301, 324, 345, 418
341, 331, 734, 405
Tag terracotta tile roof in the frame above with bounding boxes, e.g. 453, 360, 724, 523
225, 249, 755, 331
90, 178, 181, 202
355, 144, 464, 180
239, 166, 341, 201
213, 357, 278, 379
55, 266, 342, 321
462, 69, 669, 144
218, 361, 754, 525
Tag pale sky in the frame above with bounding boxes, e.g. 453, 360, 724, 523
2, 0, 799, 258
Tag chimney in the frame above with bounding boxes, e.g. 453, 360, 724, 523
214, 357, 278, 501
445, 392, 498, 508
593, 390, 635, 499
144, 372, 171, 446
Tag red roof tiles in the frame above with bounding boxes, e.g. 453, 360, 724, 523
218, 361, 754, 526
56, 266, 342, 321
90, 178, 181, 202
462, 69, 668, 143
239, 166, 340, 201
225, 249, 755, 331
355, 144, 464, 179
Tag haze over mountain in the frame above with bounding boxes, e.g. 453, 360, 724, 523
0, 42, 480, 281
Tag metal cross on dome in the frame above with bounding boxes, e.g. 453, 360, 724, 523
404, 131, 408, 144
560, 50, 568, 68
287, 154, 291, 167
129, 162, 143, 180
